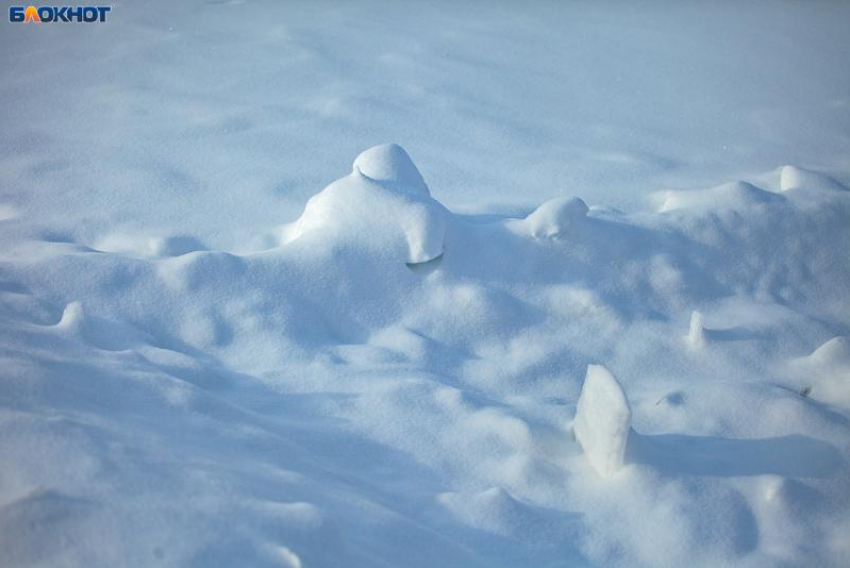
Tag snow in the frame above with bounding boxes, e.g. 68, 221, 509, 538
790, 336, 850, 409
352, 143, 430, 196
2, 2, 850, 566
573, 365, 632, 478
508, 196, 589, 239
281, 150, 447, 263
687, 310, 706, 348
655, 181, 785, 213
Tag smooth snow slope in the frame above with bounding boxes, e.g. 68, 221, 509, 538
2, 1, 850, 566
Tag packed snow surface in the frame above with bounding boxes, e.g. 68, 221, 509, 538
3, 2, 850, 566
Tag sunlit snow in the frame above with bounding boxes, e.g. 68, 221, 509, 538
2, 2, 849, 566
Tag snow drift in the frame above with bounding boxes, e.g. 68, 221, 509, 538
1, 144, 849, 567
281, 143, 447, 264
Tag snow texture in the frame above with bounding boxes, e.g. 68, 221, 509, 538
3, 2, 850, 566
2, 138, 850, 567
574, 365, 632, 477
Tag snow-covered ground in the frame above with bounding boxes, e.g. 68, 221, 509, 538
2, 2, 850, 566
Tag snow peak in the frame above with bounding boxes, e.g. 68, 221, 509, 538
9, 5, 111, 23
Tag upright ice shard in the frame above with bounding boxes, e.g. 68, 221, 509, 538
573, 364, 631, 477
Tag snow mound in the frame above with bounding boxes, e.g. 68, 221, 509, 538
352, 143, 430, 196
283, 144, 446, 264
2, 150, 850, 565
509, 196, 589, 239
794, 336, 850, 408
573, 364, 632, 478
780, 165, 847, 193
656, 180, 783, 212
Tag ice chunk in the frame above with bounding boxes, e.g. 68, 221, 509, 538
687, 310, 706, 348
573, 364, 631, 477
352, 143, 430, 196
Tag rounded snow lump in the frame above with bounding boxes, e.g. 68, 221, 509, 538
519, 196, 589, 238
352, 143, 430, 196
283, 144, 446, 264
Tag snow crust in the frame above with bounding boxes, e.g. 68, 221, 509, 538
574, 365, 631, 477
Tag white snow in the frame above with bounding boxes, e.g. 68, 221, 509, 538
3, 2, 850, 566
655, 181, 784, 213
790, 336, 850, 409
687, 310, 706, 348
3, 142, 850, 568
573, 365, 632, 477
509, 196, 589, 239
352, 143, 430, 196
281, 150, 448, 264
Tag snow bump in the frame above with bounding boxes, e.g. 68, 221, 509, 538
657, 181, 784, 213
284, 144, 446, 264
352, 143, 430, 196
511, 196, 589, 239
